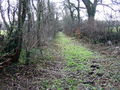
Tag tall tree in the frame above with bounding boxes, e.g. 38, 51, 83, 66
25, 0, 32, 65
67, 0, 75, 23
36, 0, 44, 47
82, 0, 99, 21
77, 0, 80, 24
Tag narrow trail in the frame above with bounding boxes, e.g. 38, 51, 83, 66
41, 32, 120, 90
0, 32, 120, 90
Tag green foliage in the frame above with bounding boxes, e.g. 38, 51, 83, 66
19, 49, 27, 64
0, 30, 7, 36
19, 48, 42, 64
55, 32, 71, 44
48, 78, 79, 90
19, 47, 55, 65
111, 26, 120, 33
40, 80, 51, 89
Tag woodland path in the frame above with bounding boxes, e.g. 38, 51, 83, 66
0, 32, 120, 90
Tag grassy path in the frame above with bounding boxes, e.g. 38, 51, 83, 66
55, 32, 96, 71
46, 32, 120, 90
0, 32, 120, 90
50, 32, 100, 90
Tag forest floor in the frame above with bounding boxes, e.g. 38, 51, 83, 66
0, 32, 120, 90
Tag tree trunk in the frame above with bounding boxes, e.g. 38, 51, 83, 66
0, 0, 27, 69
77, 0, 80, 24
67, 0, 74, 23
25, 0, 32, 65
36, 0, 42, 47
82, 0, 98, 21
82, 0, 98, 38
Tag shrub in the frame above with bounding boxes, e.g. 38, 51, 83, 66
80, 21, 120, 44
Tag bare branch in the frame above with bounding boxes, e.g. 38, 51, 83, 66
98, 3, 120, 12
32, 0, 37, 11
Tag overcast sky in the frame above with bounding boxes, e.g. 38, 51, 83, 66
51, 0, 120, 21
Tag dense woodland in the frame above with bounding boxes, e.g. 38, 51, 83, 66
0, 0, 120, 89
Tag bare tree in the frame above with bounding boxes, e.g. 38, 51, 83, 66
77, 0, 80, 24
82, 0, 99, 21
0, 0, 17, 38
0, 0, 28, 69
65, 0, 75, 23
